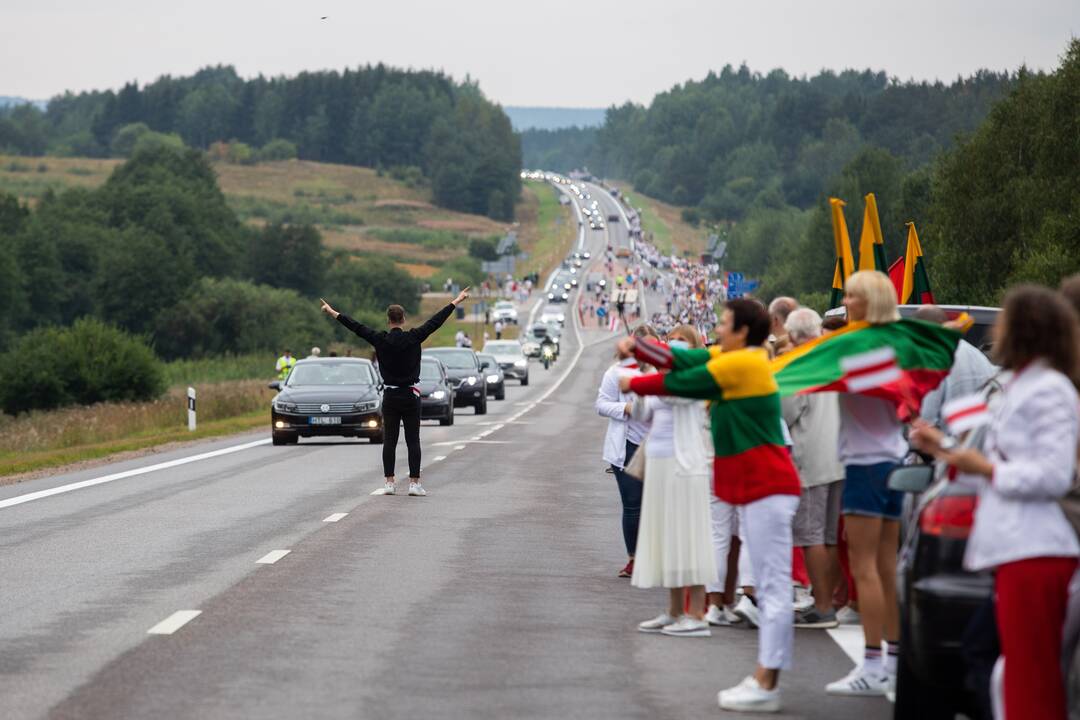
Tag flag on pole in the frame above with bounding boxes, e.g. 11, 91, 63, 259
829, 198, 856, 308
771, 318, 963, 420
858, 193, 889, 272
942, 394, 992, 435
609, 313, 619, 333
901, 222, 935, 305
888, 257, 906, 302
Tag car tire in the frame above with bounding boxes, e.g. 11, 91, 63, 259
476, 397, 487, 415
521, 375, 529, 386
495, 387, 505, 401
369, 433, 384, 445
287, 434, 299, 445
272, 431, 287, 446
439, 409, 452, 426
894, 619, 968, 720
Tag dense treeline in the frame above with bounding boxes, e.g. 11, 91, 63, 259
0, 65, 521, 220
0, 146, 423, 412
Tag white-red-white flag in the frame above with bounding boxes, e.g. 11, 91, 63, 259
840, 347, 901, 393
942, 394, 991, 435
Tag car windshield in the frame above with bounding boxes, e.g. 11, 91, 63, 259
484, 342, 519, 355
495, 302, 513, 309
419, 362, 442, 380
287, 362, 375, 386
425, 350, 476, 369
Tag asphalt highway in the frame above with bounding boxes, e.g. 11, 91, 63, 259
0, 183, 887, 719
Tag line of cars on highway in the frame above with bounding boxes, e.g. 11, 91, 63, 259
267, 314, 554, 445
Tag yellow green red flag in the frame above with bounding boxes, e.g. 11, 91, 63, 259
858, 193, 889, 272
901, 222, 935, 305
829, 198, 856, 308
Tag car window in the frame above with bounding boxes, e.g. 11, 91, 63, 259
419, 362, 442, 380
478, 354, 497, 368
425, 350, 476, 369
287, 362, 375, 386
495, 302, 513, 309
484, 342, 519, 354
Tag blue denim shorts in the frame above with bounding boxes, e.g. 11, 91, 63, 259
841, 462, 903, 520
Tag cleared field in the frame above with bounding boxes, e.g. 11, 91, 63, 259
515, 181, 575, 281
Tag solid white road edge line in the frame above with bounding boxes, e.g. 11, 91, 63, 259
0, 438, 273, 512
147, 610, 202, 635
256, 549, 291, 564
323, 513, 348, 523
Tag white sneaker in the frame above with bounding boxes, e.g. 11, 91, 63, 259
660, 616, 711, 638
836, 606, 861, 625
705, 604, 728, 626
793, 585, 814, 612
383, 481, 396, 495
825, 665, 889, 696
637, 613, 678, 633
408, 482, 426, 497
718, 676, 782, 713
885, 671, 896, 703
734, 595, 760, 628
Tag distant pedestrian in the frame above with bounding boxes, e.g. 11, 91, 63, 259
275, 349, 296, 381
455, 329, 467, 348
307, 346, 321, 360
494, 319, 504, 340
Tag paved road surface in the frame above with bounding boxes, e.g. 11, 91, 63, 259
0, 184, 888, 719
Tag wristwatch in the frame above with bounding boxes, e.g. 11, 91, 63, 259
939, 435, 959, 452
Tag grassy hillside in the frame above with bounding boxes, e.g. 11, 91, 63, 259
613, 182, 708, 257
0, 155, 509, 281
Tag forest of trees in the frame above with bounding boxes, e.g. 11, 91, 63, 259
0, 65, 521, 220
0, 146, 425, 411
523, 42, 1080, 306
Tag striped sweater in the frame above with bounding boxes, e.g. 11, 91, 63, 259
630, 341, 801, 504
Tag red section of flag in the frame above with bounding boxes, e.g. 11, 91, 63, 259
888, 257, 905, 302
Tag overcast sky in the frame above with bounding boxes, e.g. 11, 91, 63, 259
2, 0, 1077, 107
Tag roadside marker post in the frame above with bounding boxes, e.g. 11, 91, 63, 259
187, 387, 196, 431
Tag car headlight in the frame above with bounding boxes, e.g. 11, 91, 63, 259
432, 390, 446, 400
273, 400, 298, 412
353, 400, 380, 413
486, 374, 500, 383
514, 359, 527, 367
467, 376, 477, 385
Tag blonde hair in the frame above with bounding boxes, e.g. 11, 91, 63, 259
667, 324, 703, 348
846, 271, 900, 324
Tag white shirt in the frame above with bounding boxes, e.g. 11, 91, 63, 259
596, 358, 647, 468
837, 393, 907, 466
783, 392, 845, 487
962, 361, 1080, 571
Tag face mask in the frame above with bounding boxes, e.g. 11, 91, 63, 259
668, 339, 690, 350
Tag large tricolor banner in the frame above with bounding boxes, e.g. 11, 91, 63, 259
771, 319, 962, 420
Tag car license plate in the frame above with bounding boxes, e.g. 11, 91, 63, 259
309, 416, 342, 425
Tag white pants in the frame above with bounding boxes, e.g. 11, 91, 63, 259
704, 502, 761, 591
740, 494, 800, 670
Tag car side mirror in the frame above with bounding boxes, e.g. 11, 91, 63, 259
268, 381, 281, 390
888, 465, 934, 493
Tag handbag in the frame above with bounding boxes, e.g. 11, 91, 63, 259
624, 439, 646, 481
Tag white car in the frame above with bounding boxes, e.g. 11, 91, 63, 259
539, 307, 566, 325
483, 340, 529, 385
491, 301, 518, 324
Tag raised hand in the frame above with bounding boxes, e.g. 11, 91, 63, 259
320, 298, 339, 319
452, 286, 471, 306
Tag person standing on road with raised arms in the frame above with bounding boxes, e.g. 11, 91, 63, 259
320, 287, 470, 497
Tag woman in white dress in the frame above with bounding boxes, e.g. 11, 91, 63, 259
632, 325, 718, 638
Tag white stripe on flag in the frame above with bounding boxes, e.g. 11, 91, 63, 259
841, 346, 900, 392
942, 394, 991, 434
840, 346, 896, 372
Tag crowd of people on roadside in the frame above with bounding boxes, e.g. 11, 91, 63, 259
596, 268, 1080, 717
633, 238, 723, 337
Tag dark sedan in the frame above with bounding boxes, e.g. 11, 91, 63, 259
419, 357, 454, 426
269, 358, 383, 445
422, 347, 487, 415
477, 353, 506, 401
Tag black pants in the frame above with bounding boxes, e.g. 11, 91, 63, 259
381, 389, 421, 478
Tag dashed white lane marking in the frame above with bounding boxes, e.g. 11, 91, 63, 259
323, 513, 347, 523
147, 610, 201, 635
370, 487, 389, 495
827, 626, 868, 665
0, 438, 272, 511
434, 440, 511, 447
431, 455, 447, 463
256, 549, 291, 564
454, 445, 466, 451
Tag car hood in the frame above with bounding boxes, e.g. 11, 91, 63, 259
490, 353, 524, 363
275, 385, 380, 403
439, 366, 480, 382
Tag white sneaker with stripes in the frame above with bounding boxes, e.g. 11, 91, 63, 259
825, 665, 889, 696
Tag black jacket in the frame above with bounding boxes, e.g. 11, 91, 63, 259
336, 304, 455, 387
